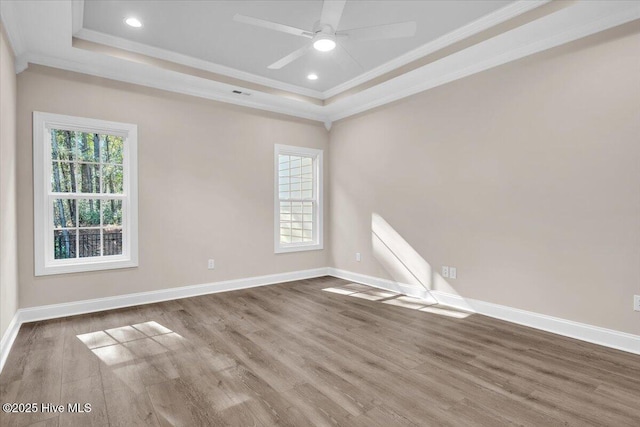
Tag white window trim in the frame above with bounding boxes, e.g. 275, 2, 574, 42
33, 112, 139, 276
274, 144, 323, 254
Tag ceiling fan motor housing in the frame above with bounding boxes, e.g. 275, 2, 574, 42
233, 0, 416, 69
313, 21, 335, 36
311, 22, 337, 52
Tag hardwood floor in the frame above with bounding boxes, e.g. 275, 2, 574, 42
1, 276, 639, 426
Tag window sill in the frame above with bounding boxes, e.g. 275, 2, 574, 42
35, 257, 138, 276
275, 243, 323, 254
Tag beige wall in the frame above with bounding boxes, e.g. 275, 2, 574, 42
0, 23, 18, 337
17, 66, 329, 308
11, 21, 640, 337
329, 23, 640, 335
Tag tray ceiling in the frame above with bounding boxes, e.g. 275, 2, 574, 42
82, 0, 509, 92
1, 1, 638, 124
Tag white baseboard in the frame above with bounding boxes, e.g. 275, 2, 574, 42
0, 313, 21, 374
2, 265, 638, 375
0, 267, 328, 373
18, 267, 329, 324
328, 268, 640, 356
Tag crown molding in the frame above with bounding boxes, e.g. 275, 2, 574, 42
4, 1, 639, 124
0, 0, 26, 64
25, 52, 327, 122
321, 0, 550, 99
71, 0, 84, 35
14, 55, 29, 74
71, 1, 550, 101
325, 1, 640, 122
74, 28, 325, 100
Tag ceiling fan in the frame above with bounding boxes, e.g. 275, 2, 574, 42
234, 0, 417, 70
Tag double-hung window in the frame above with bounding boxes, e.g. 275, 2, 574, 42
33, 112, 138, 276
275, 144, 323, 253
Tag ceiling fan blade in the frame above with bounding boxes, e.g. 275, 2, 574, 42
320, 0, 347, 30
234, 14, 313, 38
337, 21, 417, 41
333, 44, 362, 71
268, 44, 311, 69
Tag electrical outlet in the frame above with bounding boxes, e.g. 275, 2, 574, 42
634, 295, 640, 312
355, 252, 361, 262
442, 266, 449, 278
208, 259, 215, 270
449, 267, 457, 279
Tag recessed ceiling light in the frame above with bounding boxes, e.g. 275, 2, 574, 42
125, 17, 142, 28
307, 73, 318, 81
313, 35, 336, 52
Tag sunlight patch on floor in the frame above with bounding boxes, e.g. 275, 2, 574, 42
77, 321, 185, 365
382, 295, 431, 310
322, 284, 471, 319
322, 287, 358, 296
350, 289, 399, 301
419, 305, 471, 319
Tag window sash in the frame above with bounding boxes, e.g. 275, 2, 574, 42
46, 194, 129, 264
33, 112, 138, 276
274, 145, 323, 253
48, 193, 127, 200
279, 200, 316, 246
278, 156, 317, 247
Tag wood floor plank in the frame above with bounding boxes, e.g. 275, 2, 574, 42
247, 328, 374, 417
102, 386, 158, 427
444, 398, 518, 427
207, 324, 305, 393
281, 382, 353, 427
222, 364, 315, 427
3, 340, 64, 427
1, 277, 638, 426
61, 328, 101, 385
146, 378, 227, 427
349, 406, 418, 427
24, 417, 60, 427
58, 375, 108, 427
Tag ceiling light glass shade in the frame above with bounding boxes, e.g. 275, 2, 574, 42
307, 73, 318, 80
313, 36, 336, 52
125, 17, 143, 28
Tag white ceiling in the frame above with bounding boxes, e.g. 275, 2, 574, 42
2, 1, 639, 123
82, 0, 510, 92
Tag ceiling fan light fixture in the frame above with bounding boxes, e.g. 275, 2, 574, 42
313, 35, 336, 52
125, 17, 143, 28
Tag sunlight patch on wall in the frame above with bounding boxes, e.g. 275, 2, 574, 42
371, 213, 476, 312
371, 213, 438, 303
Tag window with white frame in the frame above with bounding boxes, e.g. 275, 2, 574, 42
33, 112, 138, 276
275, 144, 323, 253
